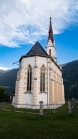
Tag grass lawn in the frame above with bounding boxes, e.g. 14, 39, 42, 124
0, 103, 78, 139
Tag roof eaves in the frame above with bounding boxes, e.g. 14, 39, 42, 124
19, 54, 49, 62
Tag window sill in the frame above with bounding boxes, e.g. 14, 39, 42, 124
24, 91, 32, 94
39, 91, 47, 93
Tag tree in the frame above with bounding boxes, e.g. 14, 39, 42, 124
0, 86, 10, 101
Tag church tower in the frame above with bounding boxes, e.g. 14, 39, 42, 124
46, 17, 56, 60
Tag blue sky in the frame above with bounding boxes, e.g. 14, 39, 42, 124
0, 0, 78, 70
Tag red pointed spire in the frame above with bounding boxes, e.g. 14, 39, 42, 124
48, 17, 54, 43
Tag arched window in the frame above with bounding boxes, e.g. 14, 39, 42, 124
49, 49, 51, 56
27, 65, 32, 91
40, 66, 45, 92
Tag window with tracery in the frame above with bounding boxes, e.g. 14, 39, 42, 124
40, 66, 45, 92
27, 65, 32, 91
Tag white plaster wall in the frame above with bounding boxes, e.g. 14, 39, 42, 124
47, 47, 56, 58
47, 39, 53, 47
46, 39, 56, 58
37, 56, 47, 67
37, 93, 47, 105
22, 94, 33, 104
52, 47, 56, 57
24, 57, 35, 67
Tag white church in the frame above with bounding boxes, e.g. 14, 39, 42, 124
14, 17, 65, 108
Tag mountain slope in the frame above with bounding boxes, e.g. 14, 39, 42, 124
0, 69, 18, 94
0, 70, 10, 77
62, 60, 78, 99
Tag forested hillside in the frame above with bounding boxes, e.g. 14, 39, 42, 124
62, 60, 78, 99
0, 69, 18, 94
0, 70, 10, 77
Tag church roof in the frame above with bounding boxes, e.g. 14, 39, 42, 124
19, 41, 61, 71
19, 41, 48, 61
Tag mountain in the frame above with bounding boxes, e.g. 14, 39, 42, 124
0, 69, 18, 94
62, 60, 78, 100
0, 70, 10, 77
0, 60, 78, 99
60, 63, 67, 67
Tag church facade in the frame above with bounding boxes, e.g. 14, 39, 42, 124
14, 17, 65, 108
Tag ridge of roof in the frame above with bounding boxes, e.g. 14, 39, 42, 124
23, 41, 48, 57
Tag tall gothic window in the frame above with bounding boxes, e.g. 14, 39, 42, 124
40, 66, 45, 92
49, 49, 51, 56
27, 65, 32, 91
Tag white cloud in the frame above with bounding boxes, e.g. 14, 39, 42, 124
0, 0, 78, 47
0, 66, 11, 71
